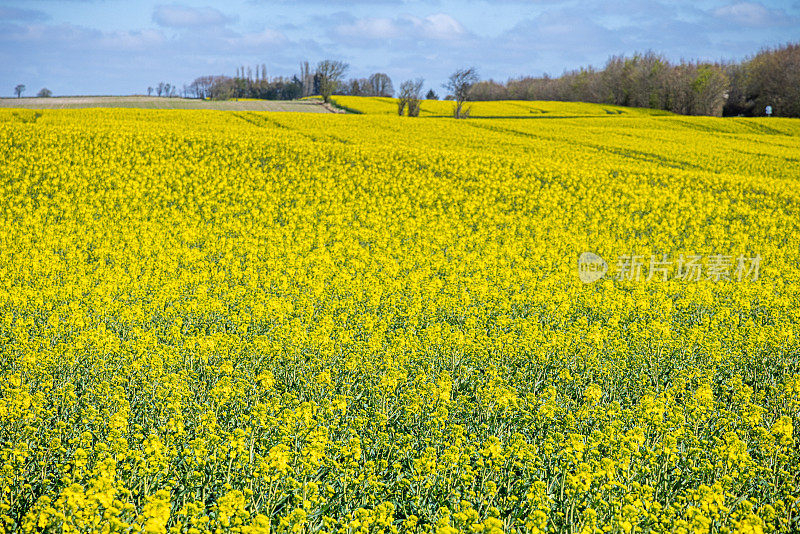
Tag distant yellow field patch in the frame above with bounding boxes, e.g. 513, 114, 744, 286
330, 95, 674, 117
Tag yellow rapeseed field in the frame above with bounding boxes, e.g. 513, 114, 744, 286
328, 97, 669, 117
1, 101, 799, 534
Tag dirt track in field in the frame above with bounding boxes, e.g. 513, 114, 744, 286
0, 96, 333, 112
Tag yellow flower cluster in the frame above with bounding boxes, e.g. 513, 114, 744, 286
0, 101, 799, 533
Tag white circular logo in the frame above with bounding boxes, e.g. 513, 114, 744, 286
578, 252, 608, 283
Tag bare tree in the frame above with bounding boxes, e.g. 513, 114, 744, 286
14, 84, 25, 98
207, 76, 235, 100
398, 78, 424, 117
37, 88, 53, 98
188, 76, 216, 99
316, 60, 349, 103
444, 67, 478, 118
300, 61, 313, 97
147, 86, 153, 96
345, 78, 371, 96
368, 73, 394, 97
468, 80, 508, 101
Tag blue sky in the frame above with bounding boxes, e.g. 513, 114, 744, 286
1, 0, 798, 97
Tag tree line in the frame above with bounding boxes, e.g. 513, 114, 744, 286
182, 61, 395, 103
12, 85, 52, 98
180, 60, 479, 119
173, 42, 796, 118
469, 43, 799, 117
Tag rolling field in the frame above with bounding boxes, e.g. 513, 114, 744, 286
1, 102, 799, 533
328, 96, 673, 118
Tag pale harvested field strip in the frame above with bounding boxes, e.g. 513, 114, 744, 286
0, 96, 332, 112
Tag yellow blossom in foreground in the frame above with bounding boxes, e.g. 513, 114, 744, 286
0, 101, 798, 533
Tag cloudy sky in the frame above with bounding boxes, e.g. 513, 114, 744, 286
1, 0, 798, 97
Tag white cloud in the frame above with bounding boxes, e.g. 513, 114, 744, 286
418, 13, 466, 40
333, 13, 468, 43
335, 17, 402, 39
153, 5, 235, 29
2, 22, 167, 52
712, 2, 794, 27
0, 7, 49, 22
226, 28, 287, 48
